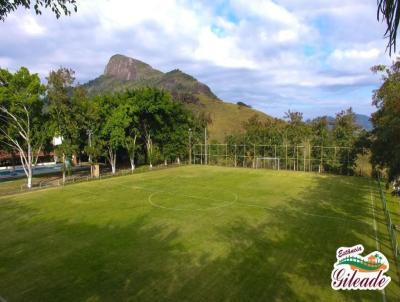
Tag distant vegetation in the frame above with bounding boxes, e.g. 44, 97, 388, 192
237, 101, 252, 108
224, 108, 369, 175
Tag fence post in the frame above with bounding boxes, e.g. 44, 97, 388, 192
234, 144, 237, 167
285, 144, 288, 170
243, 144, 246, 168
200, 144, 203, 165
320, 146, 323, 173
253, 144, 256, 168
225, 144, 228, 166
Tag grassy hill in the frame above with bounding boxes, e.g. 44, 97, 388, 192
187, 94, 273, 142
84, 54, 273, 141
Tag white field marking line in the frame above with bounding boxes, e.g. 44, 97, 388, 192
69, 183, 237, 211
148, 191, 237, 212
67, 182, 365, 223
117, 182, 238, 204
370, 182, 387, 302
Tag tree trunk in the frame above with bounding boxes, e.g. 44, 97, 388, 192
112, 152, 116, 174
108, 148, 117, 174
27, 168, 32, 189
130, 156, 135, 171
164, 159, 167, 166
27, 144, 32, 188
62, 154, 66, 184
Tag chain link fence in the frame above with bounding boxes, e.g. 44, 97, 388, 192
377, 174, 400, 274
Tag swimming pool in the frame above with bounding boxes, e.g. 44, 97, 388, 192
0, 164, 63, 179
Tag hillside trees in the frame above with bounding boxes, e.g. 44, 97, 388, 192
0, 67, 47, 188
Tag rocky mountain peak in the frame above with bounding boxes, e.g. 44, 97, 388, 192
104, 54, 160, 81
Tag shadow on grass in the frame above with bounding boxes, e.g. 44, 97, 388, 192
0, 205, 189, 302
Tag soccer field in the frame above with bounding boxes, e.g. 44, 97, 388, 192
0, 165, 399, 301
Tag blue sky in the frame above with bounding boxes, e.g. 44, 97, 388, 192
0, 0, 393, 118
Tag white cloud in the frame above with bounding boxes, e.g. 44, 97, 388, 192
233, 0, 300, 27
331, 48, 381, 60
0, 0, 392, 118
19, 15, 46, 36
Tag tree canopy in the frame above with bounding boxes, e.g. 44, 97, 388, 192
371, 60, 400, 180
0, 67, 48, 188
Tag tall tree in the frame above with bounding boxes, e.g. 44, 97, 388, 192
371, 61, 400, 180
310, 116, 331, 147
333, 108, 359, 147
0, 67, 47, 188
123, 96, 140, 171
46, 67, 83, 182
96, 94, 129, 174
332, 108, 360, 174
284, 110, 310, 145
0, 0, 77, 21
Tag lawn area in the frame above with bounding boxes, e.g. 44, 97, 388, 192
0, 165, 399, 302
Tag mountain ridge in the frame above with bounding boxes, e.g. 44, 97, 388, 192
324, 114, 372, 131
85, 54, 218, 100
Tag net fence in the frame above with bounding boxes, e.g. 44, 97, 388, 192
193, 143, 369, 175
255, 157, 280, 170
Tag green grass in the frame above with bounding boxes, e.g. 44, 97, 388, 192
0, 166, 399, 301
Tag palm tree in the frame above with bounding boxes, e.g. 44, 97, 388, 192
378, 0, 400, 54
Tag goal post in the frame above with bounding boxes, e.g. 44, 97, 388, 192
256, 157, 280, 170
